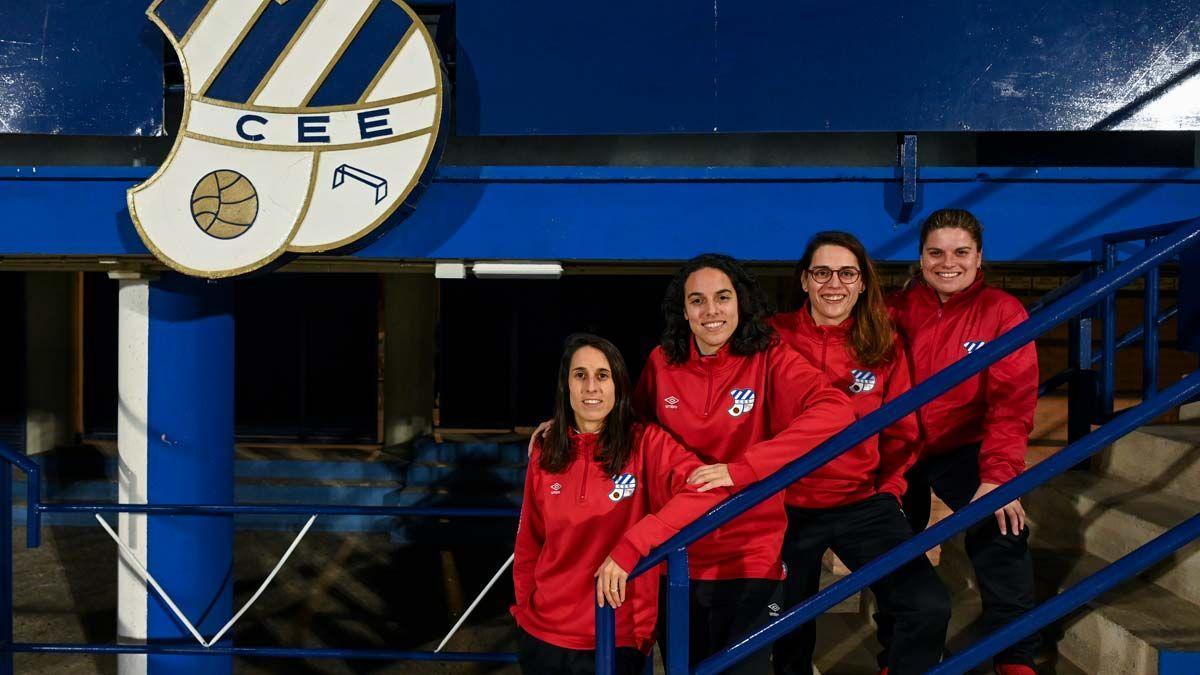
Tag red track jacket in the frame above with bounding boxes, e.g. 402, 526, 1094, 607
770, 307, 920, 508
887, 277, 1038, 485
634, 340, 855, 580
512, 424, 727, 651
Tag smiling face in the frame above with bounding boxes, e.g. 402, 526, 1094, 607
568, 345, 615, 433
921, 227, 982, 301
684, 267, 740, 355
802, 244, 863, 326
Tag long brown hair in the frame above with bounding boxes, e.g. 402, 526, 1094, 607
796, 231, 895, 367
540, 333, 636, 476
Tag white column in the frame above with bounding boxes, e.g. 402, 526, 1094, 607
116, 278, 150, 675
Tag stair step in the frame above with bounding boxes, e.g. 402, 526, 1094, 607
1096, 424, 1200, 501
1025, 471, 1200, 607
1031, 546, 1200, 675
932, 533, 1200, 675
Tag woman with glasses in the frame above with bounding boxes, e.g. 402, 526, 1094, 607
888, 209, 1039, 675
768, 231, 950, 675
513, 333, 731, 675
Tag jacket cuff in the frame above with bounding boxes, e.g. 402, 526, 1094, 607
609, 538, 642, 573
727, 461, 758, 488
979, 463, 1020, 486
877, 480, 906, 500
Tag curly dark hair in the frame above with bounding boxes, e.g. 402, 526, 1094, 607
660, 253, 777, 364
540, 333, 636, 476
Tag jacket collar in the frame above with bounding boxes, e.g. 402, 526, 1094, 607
687, 337, 737, 371
567, 425, 601, 456
784, 303, 853, 344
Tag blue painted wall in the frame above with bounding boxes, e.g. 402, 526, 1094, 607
456, 0, 1200, 134
5, 1, 1200, 136
0, 1, 164, 136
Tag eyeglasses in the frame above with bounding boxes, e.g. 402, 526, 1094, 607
807, 266, 861, 284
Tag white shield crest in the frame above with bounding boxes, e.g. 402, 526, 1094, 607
130, 0, 444, 278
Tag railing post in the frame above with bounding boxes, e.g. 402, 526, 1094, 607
595, 603, 615, 675
665, 549, 689, 675
1143, 238, 1160, 399
1, 460, 12, 675
1067, 311, 1098, 444
1101, 243, 1118, 418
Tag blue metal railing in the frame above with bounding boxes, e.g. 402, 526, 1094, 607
0, 444, 520, 668
596, 216, 1200, 674
1038, 304, 1176, 397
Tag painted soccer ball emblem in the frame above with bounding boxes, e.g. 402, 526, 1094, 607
190, 170, 258, 240
129, 0, 444, 277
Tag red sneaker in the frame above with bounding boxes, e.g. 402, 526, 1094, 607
994, 664, 1036, 675
879, 669, 888, 675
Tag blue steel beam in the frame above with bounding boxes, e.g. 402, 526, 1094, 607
6, 167, 1200, 262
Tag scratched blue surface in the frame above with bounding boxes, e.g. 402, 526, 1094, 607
456, 0, 1200, 134
5, 1, 1200, 136
5, 166, 1200, 262
0, 0, 163, 136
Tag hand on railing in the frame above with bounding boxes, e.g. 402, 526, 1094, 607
687, 463, 733, 492
595, 556, 629, 608
971, 482, 1026, 535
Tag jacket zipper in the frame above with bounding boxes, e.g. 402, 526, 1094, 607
578, 456, 589, 503
702, 361, 714, 417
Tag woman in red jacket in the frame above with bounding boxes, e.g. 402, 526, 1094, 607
768, 231, 949, 675
635, 253, 857, 674
513, 333, 729, 675
888, 209, 1040, 675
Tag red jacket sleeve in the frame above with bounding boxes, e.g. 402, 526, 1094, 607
979, 303, 1038, 485
512, 451, 545, 608
875, 341, 921, 499
726, 346, 857, 485
610, 425, 729, 571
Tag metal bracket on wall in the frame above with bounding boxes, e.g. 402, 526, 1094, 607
898, 134, 918, 223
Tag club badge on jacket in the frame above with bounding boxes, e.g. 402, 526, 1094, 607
609, 473, 637, 502
728, 388, 756, 417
